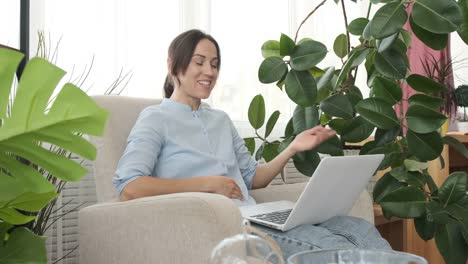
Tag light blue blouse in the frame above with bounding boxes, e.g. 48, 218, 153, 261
113, 98, 258, 206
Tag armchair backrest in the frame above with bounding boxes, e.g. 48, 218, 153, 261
90, 95, 162, 202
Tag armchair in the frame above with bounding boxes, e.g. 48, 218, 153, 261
79, 95, 375, 264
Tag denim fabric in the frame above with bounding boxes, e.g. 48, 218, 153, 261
252, 216, 391, 261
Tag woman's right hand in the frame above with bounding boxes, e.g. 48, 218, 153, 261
202, 176, 244, 200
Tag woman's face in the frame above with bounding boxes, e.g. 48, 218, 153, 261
175, 38, 219, 100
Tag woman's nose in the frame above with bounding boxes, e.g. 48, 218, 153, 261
203, 63, 216, 76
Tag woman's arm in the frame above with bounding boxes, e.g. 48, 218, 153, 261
251, 126, 336, 189
120, 175, 244, 201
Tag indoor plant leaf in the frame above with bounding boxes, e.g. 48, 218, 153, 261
7, 191, 58, 212
372, 76, 402, 105
0, 50, 108, 187
373, 172, 406, 203
333, 34, 348, 59
409, 16, 448, 50
315, 135, 344, 156
348, 17, 369, 36
285, 69, 317, 107
344, 85, 363, 107
293, 151, 321, 176
376, 33, 398, 53
380, 186, 427, 218
320, 94, 354, 119
408, 94, 444, 109
406, 74, 445, 94
407, 130, 443, 162
355, 98, 399, 129
258, 57, 288, 84
0, 227, 47, 264
261, 40, 281, 58
375, 127, 401, 146
443, 136, 468, 158
404, 159, 429, 172
0, 49, 24, 119
290, 40, 327, 71
374, 47, 407, 79
292, 105, 319, 135
0, 208, 36, 225
457, 0, 468, 45
262, 142, 280, 162
435, 223, 468, 264
439, 172, 468, 206
335, 47, 370, 89
414, 213, 436, 241
248, 94, 266, 129
406, 104, 447, 133
340, 116, 375, 143
370, 1, 407, 39
280, 33, 295, 56
316, 67, 335, 90
244, 138, 255, 156
412, 0, 463, 34
265, 110, 280, 138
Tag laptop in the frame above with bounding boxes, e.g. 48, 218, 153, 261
240, 154, 384, 231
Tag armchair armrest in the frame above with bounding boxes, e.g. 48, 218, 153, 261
79, 192, 243, 264
249, 183, 374, 224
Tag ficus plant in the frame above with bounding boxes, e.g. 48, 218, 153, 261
245, 0, 468, 263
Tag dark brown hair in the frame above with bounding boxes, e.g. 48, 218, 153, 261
164, 29, 221, 98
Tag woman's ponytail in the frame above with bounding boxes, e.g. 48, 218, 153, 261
163, 74, 174, 98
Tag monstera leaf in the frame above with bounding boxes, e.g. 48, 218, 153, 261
0, 48, 108, 261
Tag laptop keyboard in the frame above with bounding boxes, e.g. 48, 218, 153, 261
251, 209, 292, 225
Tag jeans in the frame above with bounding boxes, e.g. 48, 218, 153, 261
252, 216, 392, 261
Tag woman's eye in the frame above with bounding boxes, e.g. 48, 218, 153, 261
211, 64, 218, 69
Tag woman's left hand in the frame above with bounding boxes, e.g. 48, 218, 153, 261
288, 126, 336, 154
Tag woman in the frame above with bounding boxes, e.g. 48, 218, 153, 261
113, 29, 390, 259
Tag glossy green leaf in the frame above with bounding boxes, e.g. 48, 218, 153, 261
285, 118, 294, 138
258, 57, 288, 84
439, 172, 468, 206
370, 1, 407, 39
315, 135, 344, 156
345, 85, 363, 107
409, 16, 449, 50
317, 67, 335, 90
290, 40, 327, 71
0, 228, 47, 264
399, 30, 413, 49
355, 98, 399, 129
406, 74, 445, 94
374, 48, 407, 79
261, 40, 281, 58
377, 33, 398, 53
320, 94, 354, 119
348, 18, 369, 36
0, 208, 35, 225
443, 136, 468, 158
265, 111, 280, 138
390, 166, 426, 187
406, 104, 447, 133
328, 118, 351, 134
412, 0, 463, 34
0, 49, 23, 119
293, 105, 319, 135
457, 0, 468, 45
248, 94, 266, 129
407, 130, 443, 162
280, 33, 296, 56
333, 34, 348, 59
335, 48, 370, 89
373, 172, 406, 203
435, 223, 468, 264
425, 173, 439, 195
262, 142, 280, 162
255, 143, 264, 161
285, 70, 317, 107
372, 76, 402, 105
404, 159, 429, 171
408, 94, 444, 109
293, 151, 321, 176
375, 127, 401, 146
8, 191, 58, 212
341, 116, 375, 143
0, 222, 12, 242
362, 19, 373, 40
380, 187, 426, 218
244, 137, 255, 156
415, 214, 436, 241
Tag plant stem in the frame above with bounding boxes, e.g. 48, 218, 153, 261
366, 1, 372, 20
294, 0, 328, 42
255, 131, 269, 143
340, 0, 351, 55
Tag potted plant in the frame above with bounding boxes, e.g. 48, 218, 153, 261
245, 0, 468, 263
455, 84, 468, 131
0, 47, 108, 263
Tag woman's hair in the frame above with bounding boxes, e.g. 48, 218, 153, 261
164, 29, 221, 98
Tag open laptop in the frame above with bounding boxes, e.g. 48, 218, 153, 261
240, 154, 384, 231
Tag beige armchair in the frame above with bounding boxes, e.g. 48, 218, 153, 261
78, 95, 375, 264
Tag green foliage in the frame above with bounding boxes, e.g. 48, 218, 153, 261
0, 48, 108, 262
244, 0, 468, 262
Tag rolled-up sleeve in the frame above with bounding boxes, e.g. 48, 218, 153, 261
229, 120, 257, 189
113, 109, 164, 195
